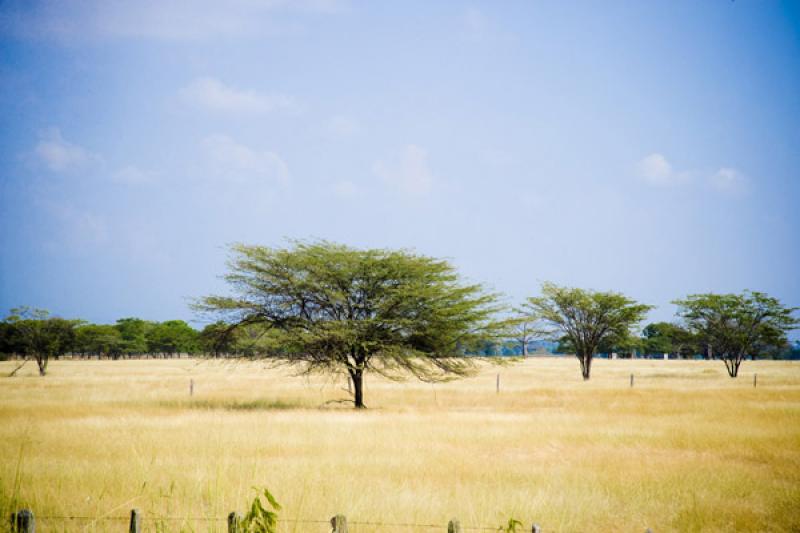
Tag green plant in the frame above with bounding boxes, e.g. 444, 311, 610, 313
498, 517, 523, 532
243, 488, 281, 533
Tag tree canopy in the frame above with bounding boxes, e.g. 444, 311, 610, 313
196, 241, 506, 408
641, 322, 698, 358
3, 307, 77, 375
674, 291, 799, 377
525, 283, 652, 379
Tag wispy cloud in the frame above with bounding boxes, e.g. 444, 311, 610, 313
638, 153, 746, 194
374, 145, 434, 196
637, 153, 688, 186
34, 128, 101, 173
202, 134, 289, 187
180, 77, 297, 115
710, 167, 747, 194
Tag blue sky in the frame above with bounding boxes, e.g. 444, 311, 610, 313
1, 1, 798, 330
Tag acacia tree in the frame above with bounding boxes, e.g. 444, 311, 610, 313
641, 322, 698, 358
525, 283, 651, 379
674, 291, 798, 377
510, 307, 544, 356
196, 241, 505, 408
4, 307, 76, 376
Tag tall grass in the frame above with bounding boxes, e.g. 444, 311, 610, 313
1, 358, 799, 532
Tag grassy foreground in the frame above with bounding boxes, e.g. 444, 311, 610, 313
1, 358, 799, 532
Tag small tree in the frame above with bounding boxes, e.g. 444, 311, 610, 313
196, 241, 505, 408
4, 307, 77, 376
74, 324, 124, 358
641, 322, 697, 358
510, 306, 545, 356
525, 283, 651, 379
674, 291, 798, 377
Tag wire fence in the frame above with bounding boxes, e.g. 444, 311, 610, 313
9, 509, 563, 533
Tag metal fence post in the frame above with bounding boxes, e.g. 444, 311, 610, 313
10, 509, 34, 533
331, 514, 348, 533
448, 518, 461, 533
129, 509, 141, 533
228, 511, 242, 533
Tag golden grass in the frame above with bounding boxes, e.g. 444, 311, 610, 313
1, 358, 799, 532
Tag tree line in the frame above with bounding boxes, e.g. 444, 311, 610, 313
4, 241, 799, 407
0, 308, 222, 375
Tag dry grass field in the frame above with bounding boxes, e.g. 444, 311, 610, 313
1, 358, 799, 532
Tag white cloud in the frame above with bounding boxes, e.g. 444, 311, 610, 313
638, 153, 748, 195
34, 128, 100, 173
710, 167, 747, 194
637, 153, 683, 186
202, 134, 289, 186
374, 145, 434, 196
180, 77, 297, 115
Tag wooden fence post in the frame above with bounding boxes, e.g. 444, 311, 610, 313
331, 514, 348, 533
228, 511, 242, 533
129, 509, 141, 533
753, 373, 757, 388
10, 509, 34, 533
447, 518, 461, 533
496, 374, 500, 394
630, 374, 634, 388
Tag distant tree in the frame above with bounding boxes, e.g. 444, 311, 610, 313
75, 324, 124, 358
199, 321, 238, 357
196, 241, 505, 408
146, 320, 199, 356
509, 307, 544, 356
525, 283, 652, 379
0, 320, 23, 358
674, 291, 799, 377
641, 322, 698, 358
598, 329, 643, 358
114, 318, 152, 355
3, 307, 77, 376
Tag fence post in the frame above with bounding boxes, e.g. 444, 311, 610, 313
496, 374, 500, 394
10, 509, 34, 533
190, 379, 194, 396
630, 373, 634, 388
448, 518, 461, 533
228, 511, 242, 533
753, 373, 757, 388
331, 514, 348, 533
531, 523, 541, 533
129, 509, 141, 533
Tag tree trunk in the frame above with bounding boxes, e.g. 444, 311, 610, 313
522, 341, 528, 357
577, 353, 592, 380
36, 355, 47, 376
351, 369, 365, 409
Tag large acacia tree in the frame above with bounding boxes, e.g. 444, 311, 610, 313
3, 307, 77, 376
674, 291, 798, 377
196, 241, 505, 408
525, 283, 652, 379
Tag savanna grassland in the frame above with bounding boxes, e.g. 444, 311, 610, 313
1, 358, 799, 532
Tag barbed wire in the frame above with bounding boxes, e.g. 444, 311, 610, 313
31, 515, 515, 530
